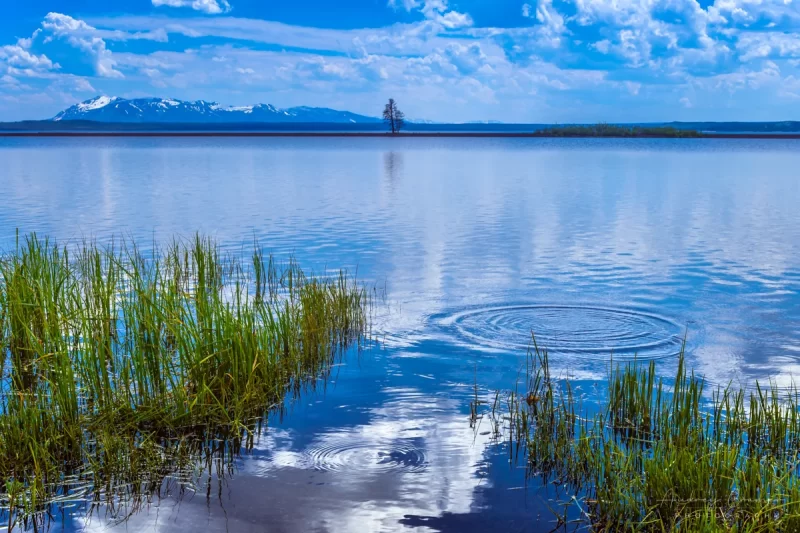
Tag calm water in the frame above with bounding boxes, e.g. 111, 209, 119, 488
2, 137, 800, 531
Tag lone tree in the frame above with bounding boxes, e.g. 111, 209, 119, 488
383, 98, 405, 134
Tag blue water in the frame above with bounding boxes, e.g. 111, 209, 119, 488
2, 137, 800, 531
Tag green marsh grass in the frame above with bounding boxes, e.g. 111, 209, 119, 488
0, 233, 371, 531
480, 340, 800, 531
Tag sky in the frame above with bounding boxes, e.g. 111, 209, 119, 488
1, 0, 800, 123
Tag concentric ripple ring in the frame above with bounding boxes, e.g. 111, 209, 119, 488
305, 439, 427, 474
439, 305, 685, 360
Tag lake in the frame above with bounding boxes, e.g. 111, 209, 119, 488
1, 137, 799, 531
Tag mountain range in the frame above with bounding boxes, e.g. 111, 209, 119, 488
0, 96, 795, 133
53, 96, 382, 124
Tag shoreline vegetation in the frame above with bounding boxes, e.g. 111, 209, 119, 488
474, 342, 800, 531
3, 130, 800, 139
530, 124, 703, 138
0, 233, 371, 532
4, 234, 800, 532
3, 121, 800, 138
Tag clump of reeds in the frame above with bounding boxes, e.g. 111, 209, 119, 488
484, 339, 800, 531
0, 233, 371, 531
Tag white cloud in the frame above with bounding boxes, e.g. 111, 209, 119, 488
0, 74, 35, 92
42, 13, 124, 78
778, 74, 800, 98
76, 6, 800, 121
90, 15, 451, 58
421, 0, 473, 28
152, 0, 232, 15
387, 0, 473, 29
680, 96, 693, 107
42, 12, 167, 42
436, 10, 473, 29
444, 43, 488, 74
737, 32, 800, 61
17, 30, 42, 49
0, 45, 57, 71
695, 60, 782, 92
387, 0, 420, 10
625, 80, 641, 95
141, 67, 162, 78
522, 3, 532, 18
592, 39, 611, 54
47, 74, 97, 94
707, 0, 800, 27
72, 77, 95, 92
534, 0, 567, 47
6, 0, 800, 122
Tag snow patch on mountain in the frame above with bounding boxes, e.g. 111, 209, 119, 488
53, 96, 380, 124
67, 96, 118, 117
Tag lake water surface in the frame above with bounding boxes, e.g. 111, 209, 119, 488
1, 137, 799, 531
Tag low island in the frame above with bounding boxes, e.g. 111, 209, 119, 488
530, 124, 702, 138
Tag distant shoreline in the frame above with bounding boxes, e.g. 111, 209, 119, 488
1, 131, 800, 139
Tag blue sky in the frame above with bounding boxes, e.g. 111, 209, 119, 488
1, 0, 800, 122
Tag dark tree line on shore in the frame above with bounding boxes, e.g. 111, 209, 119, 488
532, 123, 701, 138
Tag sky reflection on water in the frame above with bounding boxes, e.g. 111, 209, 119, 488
2, 137, 799, 531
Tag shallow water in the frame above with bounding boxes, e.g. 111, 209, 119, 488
2, 137, 800, 531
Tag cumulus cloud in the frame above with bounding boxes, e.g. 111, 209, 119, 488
388, 0, 473, 29
27, 12, 164, 80
16, 30, 42, 49
6, 0, 800, 121
592, 39, 611, 54
79, 1, 800, 118
436, 10, 473, 29
0, 45, 57, 71
152, 0, 232, 15
737, 32, 800, 61
43, 12, 167, 43
444, 43, 488, 74
42, 13, 123, 78
707, 0, 800, 27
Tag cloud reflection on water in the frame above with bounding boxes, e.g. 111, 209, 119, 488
3, 137, 800, 530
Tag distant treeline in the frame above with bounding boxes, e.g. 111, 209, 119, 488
532, 124, 702, 138
2, 120, 800, 136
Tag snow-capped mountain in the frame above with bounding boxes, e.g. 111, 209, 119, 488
53, 96, 381, 124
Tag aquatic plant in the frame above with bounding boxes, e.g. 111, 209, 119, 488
481, 340, 800, 531
0, 233, 371, 531
532, 124, 702, 138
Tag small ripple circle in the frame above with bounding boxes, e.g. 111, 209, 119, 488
439, 305, 685, 360
305, 439, 427, 474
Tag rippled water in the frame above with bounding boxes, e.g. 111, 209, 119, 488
437, 304, 686, 359
2, 137, 800, 531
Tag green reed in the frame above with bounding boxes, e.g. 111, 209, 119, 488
483, 341, 800, 531
0, 233, 370, 531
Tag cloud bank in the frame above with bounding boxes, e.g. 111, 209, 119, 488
1, 0, 800, 121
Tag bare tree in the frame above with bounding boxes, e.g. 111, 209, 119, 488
383, 99, 405, 134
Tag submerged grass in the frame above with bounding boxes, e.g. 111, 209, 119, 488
0, 233, 371, 531
481, 340, 800, 531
